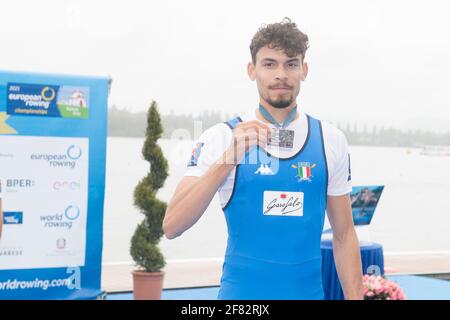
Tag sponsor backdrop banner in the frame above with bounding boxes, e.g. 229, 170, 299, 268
0, 70, 109, 299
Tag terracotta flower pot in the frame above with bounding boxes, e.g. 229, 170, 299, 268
132, 270, 165, 300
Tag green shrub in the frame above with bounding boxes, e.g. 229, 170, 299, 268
130, 101, 168, 272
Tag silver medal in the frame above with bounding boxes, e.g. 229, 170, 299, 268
268, 128, 295, 148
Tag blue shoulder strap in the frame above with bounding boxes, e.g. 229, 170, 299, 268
223, 116, 243, 130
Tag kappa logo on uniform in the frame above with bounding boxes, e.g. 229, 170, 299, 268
292, 161, 316, 182
254, 164, 274, 175
187, 142, 204, 167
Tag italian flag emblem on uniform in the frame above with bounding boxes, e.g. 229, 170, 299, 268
292, 162, 316, 181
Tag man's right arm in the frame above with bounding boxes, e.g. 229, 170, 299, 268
162, 159, 235, 239
163, 120, 270, 239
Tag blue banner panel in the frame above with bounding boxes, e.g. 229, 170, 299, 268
0, 70, 109, 299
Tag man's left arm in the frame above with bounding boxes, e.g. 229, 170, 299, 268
327, 194, 364, 300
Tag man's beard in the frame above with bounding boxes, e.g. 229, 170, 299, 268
266, 96, 294, 109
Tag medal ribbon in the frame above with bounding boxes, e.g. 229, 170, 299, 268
258, 104, 298, 129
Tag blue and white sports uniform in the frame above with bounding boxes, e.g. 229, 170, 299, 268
184, 108, 352, 300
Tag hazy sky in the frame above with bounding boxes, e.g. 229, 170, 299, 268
1, 0, 449, 132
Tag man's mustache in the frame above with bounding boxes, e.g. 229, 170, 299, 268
269, 84, 293, 89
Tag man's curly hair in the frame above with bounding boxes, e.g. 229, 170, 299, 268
250, 17, 309, 64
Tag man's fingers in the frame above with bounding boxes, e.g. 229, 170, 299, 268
230, 121, 271, 161
237, 120, 271, 132
237, 126, 271, 140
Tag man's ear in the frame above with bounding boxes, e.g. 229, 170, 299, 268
247, 62, 256, 81
301, 62, 308, 81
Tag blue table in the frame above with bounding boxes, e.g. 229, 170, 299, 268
321, 239, 384, 300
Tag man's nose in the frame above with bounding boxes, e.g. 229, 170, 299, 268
275, 65, 288, 81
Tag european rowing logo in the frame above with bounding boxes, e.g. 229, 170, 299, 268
41, 86, 56, 102
291, 162, 316, 182
7, 82, 90, 119
30, 145, 83, 169
7, 82, 59, 117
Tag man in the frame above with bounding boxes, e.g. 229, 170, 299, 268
163, 18, 363, 300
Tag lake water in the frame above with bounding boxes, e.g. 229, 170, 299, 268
102, 137, 450, 265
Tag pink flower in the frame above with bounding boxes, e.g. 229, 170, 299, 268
362, 274, 406, 300
397, 288, 406, 300
373, 282, 382, 291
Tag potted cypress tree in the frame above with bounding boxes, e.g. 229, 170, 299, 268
130, 101, 168, 300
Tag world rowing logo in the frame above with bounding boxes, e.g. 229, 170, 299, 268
291, 162, 316, 182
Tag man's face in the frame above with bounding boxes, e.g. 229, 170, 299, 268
248, 45, 308, 109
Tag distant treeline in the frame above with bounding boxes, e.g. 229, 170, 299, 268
108, 106, 450, 147
108, 105, 233, 139
337, 123, 450, 147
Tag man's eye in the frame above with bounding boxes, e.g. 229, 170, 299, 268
264, 63, 274, 67
288, 63, 299, 68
